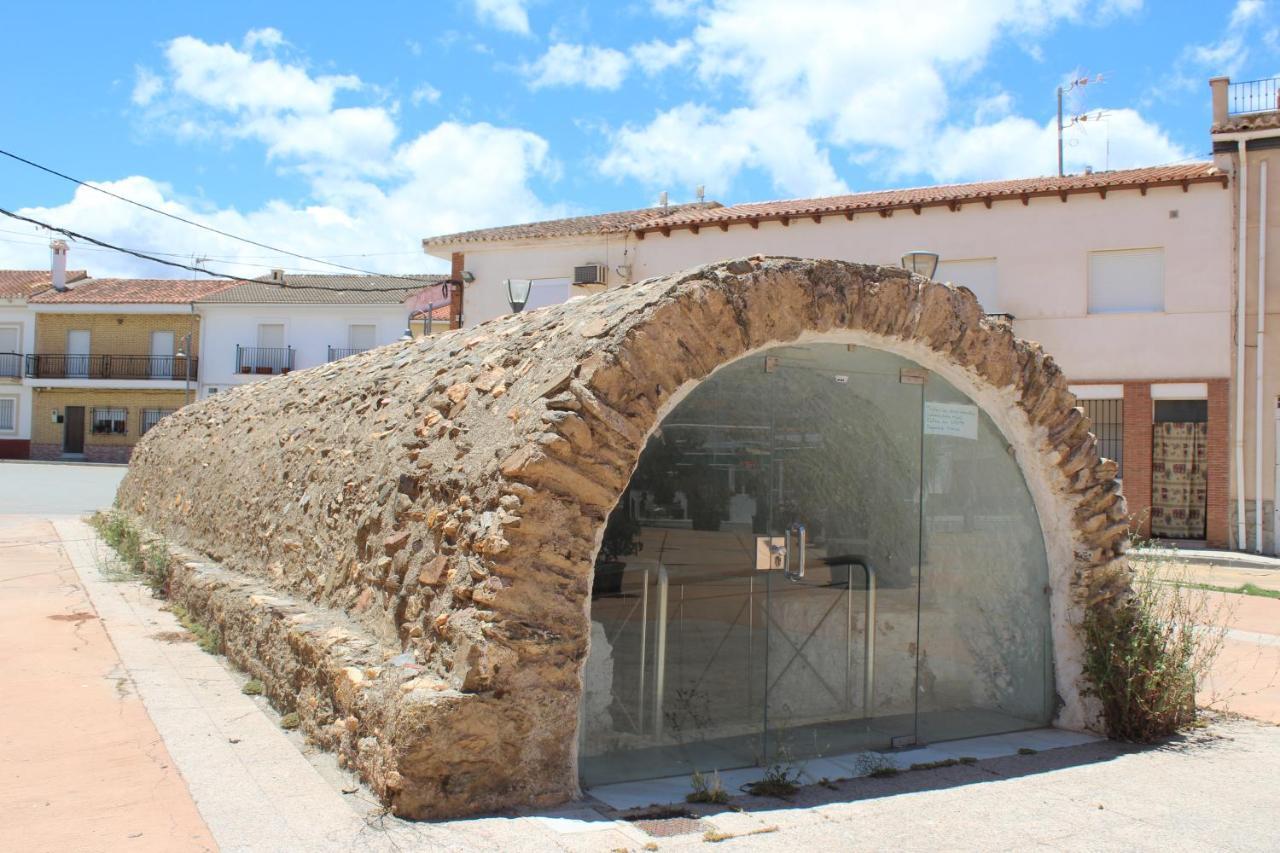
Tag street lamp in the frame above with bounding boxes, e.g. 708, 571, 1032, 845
900, 250, 940, 279
174, 332, 193, 405
505, 279, 532, 313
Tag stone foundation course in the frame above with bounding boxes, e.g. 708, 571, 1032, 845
115, 257, 1131, 818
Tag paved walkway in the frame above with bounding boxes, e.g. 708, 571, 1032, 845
20, 518, 1280, 852
0, 516, 214, 852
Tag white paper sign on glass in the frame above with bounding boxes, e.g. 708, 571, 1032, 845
924, 401, 979, 440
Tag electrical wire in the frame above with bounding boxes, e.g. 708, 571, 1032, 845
0, 207, 447, 294
0, 147, 440, 285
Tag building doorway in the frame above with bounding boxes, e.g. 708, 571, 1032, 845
1150, 399, 1209, 541
63, 406, 85, 455
579, 343, 1054, 787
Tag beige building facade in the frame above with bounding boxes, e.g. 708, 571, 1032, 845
26, 278, 229, 463
426, 163, 1234, 547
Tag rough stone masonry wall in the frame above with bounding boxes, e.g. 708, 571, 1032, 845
115, 257, 1132, 818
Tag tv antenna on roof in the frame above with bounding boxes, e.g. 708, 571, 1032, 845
1058, 73, 1105, 177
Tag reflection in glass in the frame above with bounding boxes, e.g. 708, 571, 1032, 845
578, 343, 1053, 788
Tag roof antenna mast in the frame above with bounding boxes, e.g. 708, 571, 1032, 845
1058, 73, 1105, 177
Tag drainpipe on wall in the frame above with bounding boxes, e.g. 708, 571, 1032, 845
1238, 139, 1249, 551
1256, 160, 1268, 553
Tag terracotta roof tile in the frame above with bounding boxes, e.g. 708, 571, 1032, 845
635, 164, 1226, 235
28, 277, 236, 304
1212, 112, 1280, 133
199, 273, 446, 305
0, 269, 88, 300
422, 202, 722, 247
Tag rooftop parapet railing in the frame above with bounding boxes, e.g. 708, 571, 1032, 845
1229, 77, 1280, 115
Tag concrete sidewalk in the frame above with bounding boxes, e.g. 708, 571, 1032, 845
13, 517, 1280, 852
0, 516, 214, 852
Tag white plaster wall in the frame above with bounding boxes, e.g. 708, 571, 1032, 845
448, 235, 635, 327
197, 303, 416, 394
441, 183, 1231, 384
0, 303, 34, 440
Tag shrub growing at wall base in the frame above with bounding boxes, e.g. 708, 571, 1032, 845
1083, 552, 1225, 742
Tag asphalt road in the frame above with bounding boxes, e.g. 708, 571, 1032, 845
0, 461, 126, 516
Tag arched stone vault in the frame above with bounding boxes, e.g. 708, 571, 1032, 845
116, 256, 1131, 819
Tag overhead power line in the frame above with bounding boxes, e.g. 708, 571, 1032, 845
0, 146, 439, 285
0, 207, 448, 294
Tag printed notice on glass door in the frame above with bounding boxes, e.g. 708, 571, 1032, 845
923, 401, 979, 440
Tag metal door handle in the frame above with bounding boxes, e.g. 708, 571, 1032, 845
785, 522, 806, 580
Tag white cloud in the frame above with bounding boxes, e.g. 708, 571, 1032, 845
243, 27, 285, 51
524, 43, 631, 90
1181, 0, 1266, 79
0, 31, 561, 279
916, 107, 1189, 183
411, 83, 441, 105
473, 0, 531, 35
630, 39, 693, 75
601, 0, 1176, 194
651, 0, 702, 18
131, 66, 163, 106
600, 102, 848, 198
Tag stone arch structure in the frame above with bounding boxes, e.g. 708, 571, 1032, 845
116, 257, 1130, 819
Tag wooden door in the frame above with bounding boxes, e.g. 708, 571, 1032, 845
63, 406, 85, 454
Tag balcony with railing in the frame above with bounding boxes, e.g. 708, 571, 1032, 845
327, 346, 369, 362
25, 353, 198, 381
0, 352, 21, 380
1229, 77, 1280, 116
236, 345, 294, 375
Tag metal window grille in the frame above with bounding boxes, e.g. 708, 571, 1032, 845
1082, 399, 1123, 469
0, 398, 14, 431
140, 408, 176, 435
91, 407, 128, 435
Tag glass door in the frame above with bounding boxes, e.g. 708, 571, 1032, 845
759, 346, 923, 765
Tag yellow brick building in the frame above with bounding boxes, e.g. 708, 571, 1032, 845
27, 277, 232, 462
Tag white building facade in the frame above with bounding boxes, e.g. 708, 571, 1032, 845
194, 274, 448, 399
426, 164, 1235, 547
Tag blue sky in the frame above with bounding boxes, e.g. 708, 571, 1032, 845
0, 0, 1273, 277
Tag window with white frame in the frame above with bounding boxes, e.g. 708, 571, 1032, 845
936, 258, 999, 313
1088, 248, 1165, 313
0, 396, 16, 433
0, 325, 19, 378
348, 324, 376, 351
140, 408, 176, 435
91, 407, 128, 435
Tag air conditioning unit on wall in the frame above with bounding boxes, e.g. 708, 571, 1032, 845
573, 264, 606, 285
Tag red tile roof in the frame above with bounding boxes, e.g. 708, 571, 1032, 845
0, 269, 88, 300
633, 163, 1227, 236
422, 202, 722, 247
28, 277, 236, 304
1212, 112, 1280, 133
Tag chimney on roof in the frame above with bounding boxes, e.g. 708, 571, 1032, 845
270, 268, 285, 283
658, 191, 669, 209
1210, 76, 1229, 126
695, 185, 705, 203
50, 239, 68, 291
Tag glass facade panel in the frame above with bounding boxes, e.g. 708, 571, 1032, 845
579, 342, 1053, 788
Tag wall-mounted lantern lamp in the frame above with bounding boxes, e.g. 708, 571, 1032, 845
900, 250, 940, 279
505, 279, 532, 313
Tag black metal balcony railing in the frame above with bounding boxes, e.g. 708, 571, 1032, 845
0, 352, 21, 378
25, 353, 199, 381
1229, 77, 1280, 115
327, 346, 369, 362
236, 345, 294, 375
